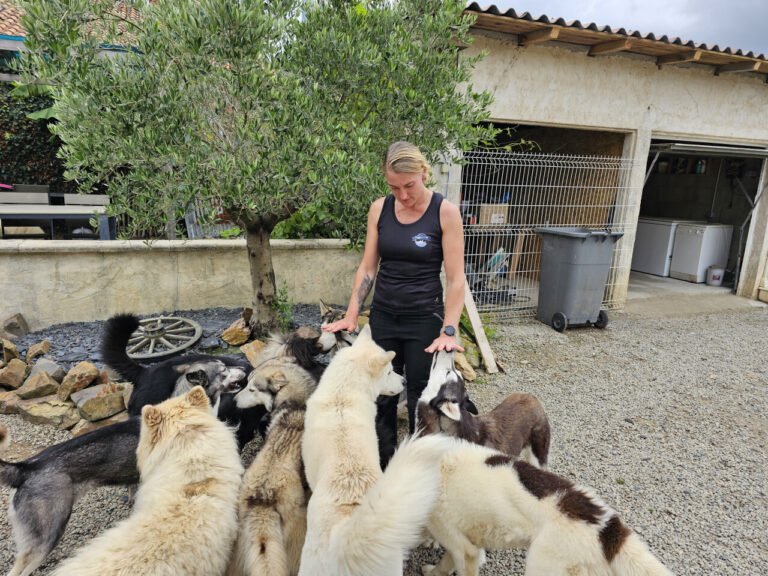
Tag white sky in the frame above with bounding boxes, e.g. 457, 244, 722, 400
482, 0, 768, 56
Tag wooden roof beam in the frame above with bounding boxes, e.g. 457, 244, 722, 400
715, 61, 763, 75
656, 49, 703, 67
588, 38, 634, 56
519, 27, 560, 47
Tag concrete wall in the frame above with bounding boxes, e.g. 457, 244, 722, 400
463, 32, 768, 300
0, 239, 360, 330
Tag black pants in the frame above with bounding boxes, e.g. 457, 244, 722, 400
369, 307, 442, 469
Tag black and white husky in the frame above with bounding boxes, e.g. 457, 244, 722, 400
101, 313, 262, 447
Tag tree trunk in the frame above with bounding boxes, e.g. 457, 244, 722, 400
244, 223, 278, 335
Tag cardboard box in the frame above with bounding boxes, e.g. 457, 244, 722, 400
478, 204, 508, 225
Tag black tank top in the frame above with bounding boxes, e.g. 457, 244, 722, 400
373, 193, 444, 315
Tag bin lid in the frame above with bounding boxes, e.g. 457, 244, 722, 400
534, 227, 624, 239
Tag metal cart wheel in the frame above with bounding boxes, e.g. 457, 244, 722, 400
594, 310, 609, 329
551, 312, 568, 332
127, 316, 203, 360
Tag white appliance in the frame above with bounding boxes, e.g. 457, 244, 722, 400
631, 218, 702, 277
669, 223, 733, 283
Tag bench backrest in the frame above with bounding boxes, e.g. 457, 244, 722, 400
0, 191, 50, 204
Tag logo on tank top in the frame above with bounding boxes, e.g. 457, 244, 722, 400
412, 233, 430, 248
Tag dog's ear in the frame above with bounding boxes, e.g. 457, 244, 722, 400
367, 350, 395, 374
356, 323, 373, 343
267, 370, 289, 392
185, 369, 209, 387
142, 405, 163, 428
319, 299, 331, 316
438, 401, 462, 422
186, 386, 210, 409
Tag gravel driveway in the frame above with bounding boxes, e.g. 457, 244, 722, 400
1, 302, 766, 575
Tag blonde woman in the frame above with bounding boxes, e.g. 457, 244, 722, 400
323, 141, 465, 468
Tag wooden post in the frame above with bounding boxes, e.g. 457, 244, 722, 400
464, 279, 498, 374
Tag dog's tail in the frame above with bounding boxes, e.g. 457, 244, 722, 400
101, 313, 145, 384
229, 509, 290, 576
607, 517, 674, 576
334, 434, 458, 574
0, 424, 24, 488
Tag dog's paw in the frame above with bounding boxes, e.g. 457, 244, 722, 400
420, 536, 441, 550
421, 564, 436, 575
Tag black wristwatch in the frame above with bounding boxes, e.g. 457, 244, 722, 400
442, 325, 456, 337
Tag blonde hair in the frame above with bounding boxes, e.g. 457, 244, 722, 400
383, 141, 430, 175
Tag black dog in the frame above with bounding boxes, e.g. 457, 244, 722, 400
101, 313, 264, 448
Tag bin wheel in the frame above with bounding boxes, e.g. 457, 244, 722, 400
594, 310, 609, 329
551, 312, 568, 332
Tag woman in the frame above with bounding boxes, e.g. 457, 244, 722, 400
322, 141, 465, 468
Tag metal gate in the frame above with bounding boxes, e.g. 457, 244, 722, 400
447, 151, 637, 318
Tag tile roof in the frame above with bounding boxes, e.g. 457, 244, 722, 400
0, 2, 24, 38
466, 3, 767, 64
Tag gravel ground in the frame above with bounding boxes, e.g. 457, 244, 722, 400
1, 304, 767, 575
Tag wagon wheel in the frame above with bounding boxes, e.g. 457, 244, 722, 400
127, 316, 203, 360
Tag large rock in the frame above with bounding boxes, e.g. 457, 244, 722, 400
0, 390, 20, 414
16, 372, 60, 400
2, 338, 19, 363
221, 318, 251, 346
71, 383, 127, 422
29, 358, 66, 383
454, 351, 477, 382
58, 361, 100, 401
2, 313, 29, 339
71, 411, 131, 437
240, 339, 266, 367
16, 395, 80, 430
463, 339, 481, 369
0, 358, 29, 390
25, 340, 52, 363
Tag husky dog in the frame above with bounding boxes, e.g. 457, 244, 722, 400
0, 419, 140, 576
227, 346, 319, 575
235, 356, 317, 412
101, 313, 264, 447
51, 387, 244, 576
317, 300, 358, 354
422, 442, 673, 576
418, 351, 551, 467
101, 314, 250, 415
299, 324, 459, 576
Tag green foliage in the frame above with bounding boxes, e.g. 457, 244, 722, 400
0, 83, 75, 192
17, 0, 496, 322
218, 225, 243, 239
272, 284, 294, 332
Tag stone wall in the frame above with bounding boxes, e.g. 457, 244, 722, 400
0, 239, 360, 330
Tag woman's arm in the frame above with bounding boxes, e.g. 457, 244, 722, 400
322, 198, 384, 333
426, 199, 466, 353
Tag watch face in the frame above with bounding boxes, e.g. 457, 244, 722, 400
443, 325, 456, 337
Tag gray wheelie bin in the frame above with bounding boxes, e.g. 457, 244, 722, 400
534, 227, 624, 331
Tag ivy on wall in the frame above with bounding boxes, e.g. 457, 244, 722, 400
0, 81, 76, 193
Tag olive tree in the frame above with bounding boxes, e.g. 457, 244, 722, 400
18, 0, 494, 332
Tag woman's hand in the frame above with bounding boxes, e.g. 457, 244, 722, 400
322, 316, 359, 334
425, 333, 464, 353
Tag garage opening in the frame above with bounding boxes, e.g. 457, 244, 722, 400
633, 140, 768, 292
455, 124, 635, 318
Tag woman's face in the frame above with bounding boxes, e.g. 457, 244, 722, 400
385, 169, 428, 209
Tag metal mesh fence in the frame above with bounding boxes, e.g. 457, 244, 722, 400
444, 151, 638, 319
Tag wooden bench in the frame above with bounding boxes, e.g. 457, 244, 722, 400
0, 184, 116, 240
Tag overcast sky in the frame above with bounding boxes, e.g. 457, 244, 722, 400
483, 0, 768, 56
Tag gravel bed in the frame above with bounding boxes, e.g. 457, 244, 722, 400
2, 304, 767, 575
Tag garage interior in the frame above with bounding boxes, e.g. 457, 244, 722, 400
459, 123, 634, 318
633, 140, 767, 293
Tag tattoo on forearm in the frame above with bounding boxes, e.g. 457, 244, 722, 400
357, 275, 373, 313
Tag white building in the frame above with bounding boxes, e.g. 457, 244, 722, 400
445, 4, 768, 321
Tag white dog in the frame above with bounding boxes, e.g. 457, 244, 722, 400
300, 324, 458, 576
423, 440, 672, 576
51, 387, 244, 576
